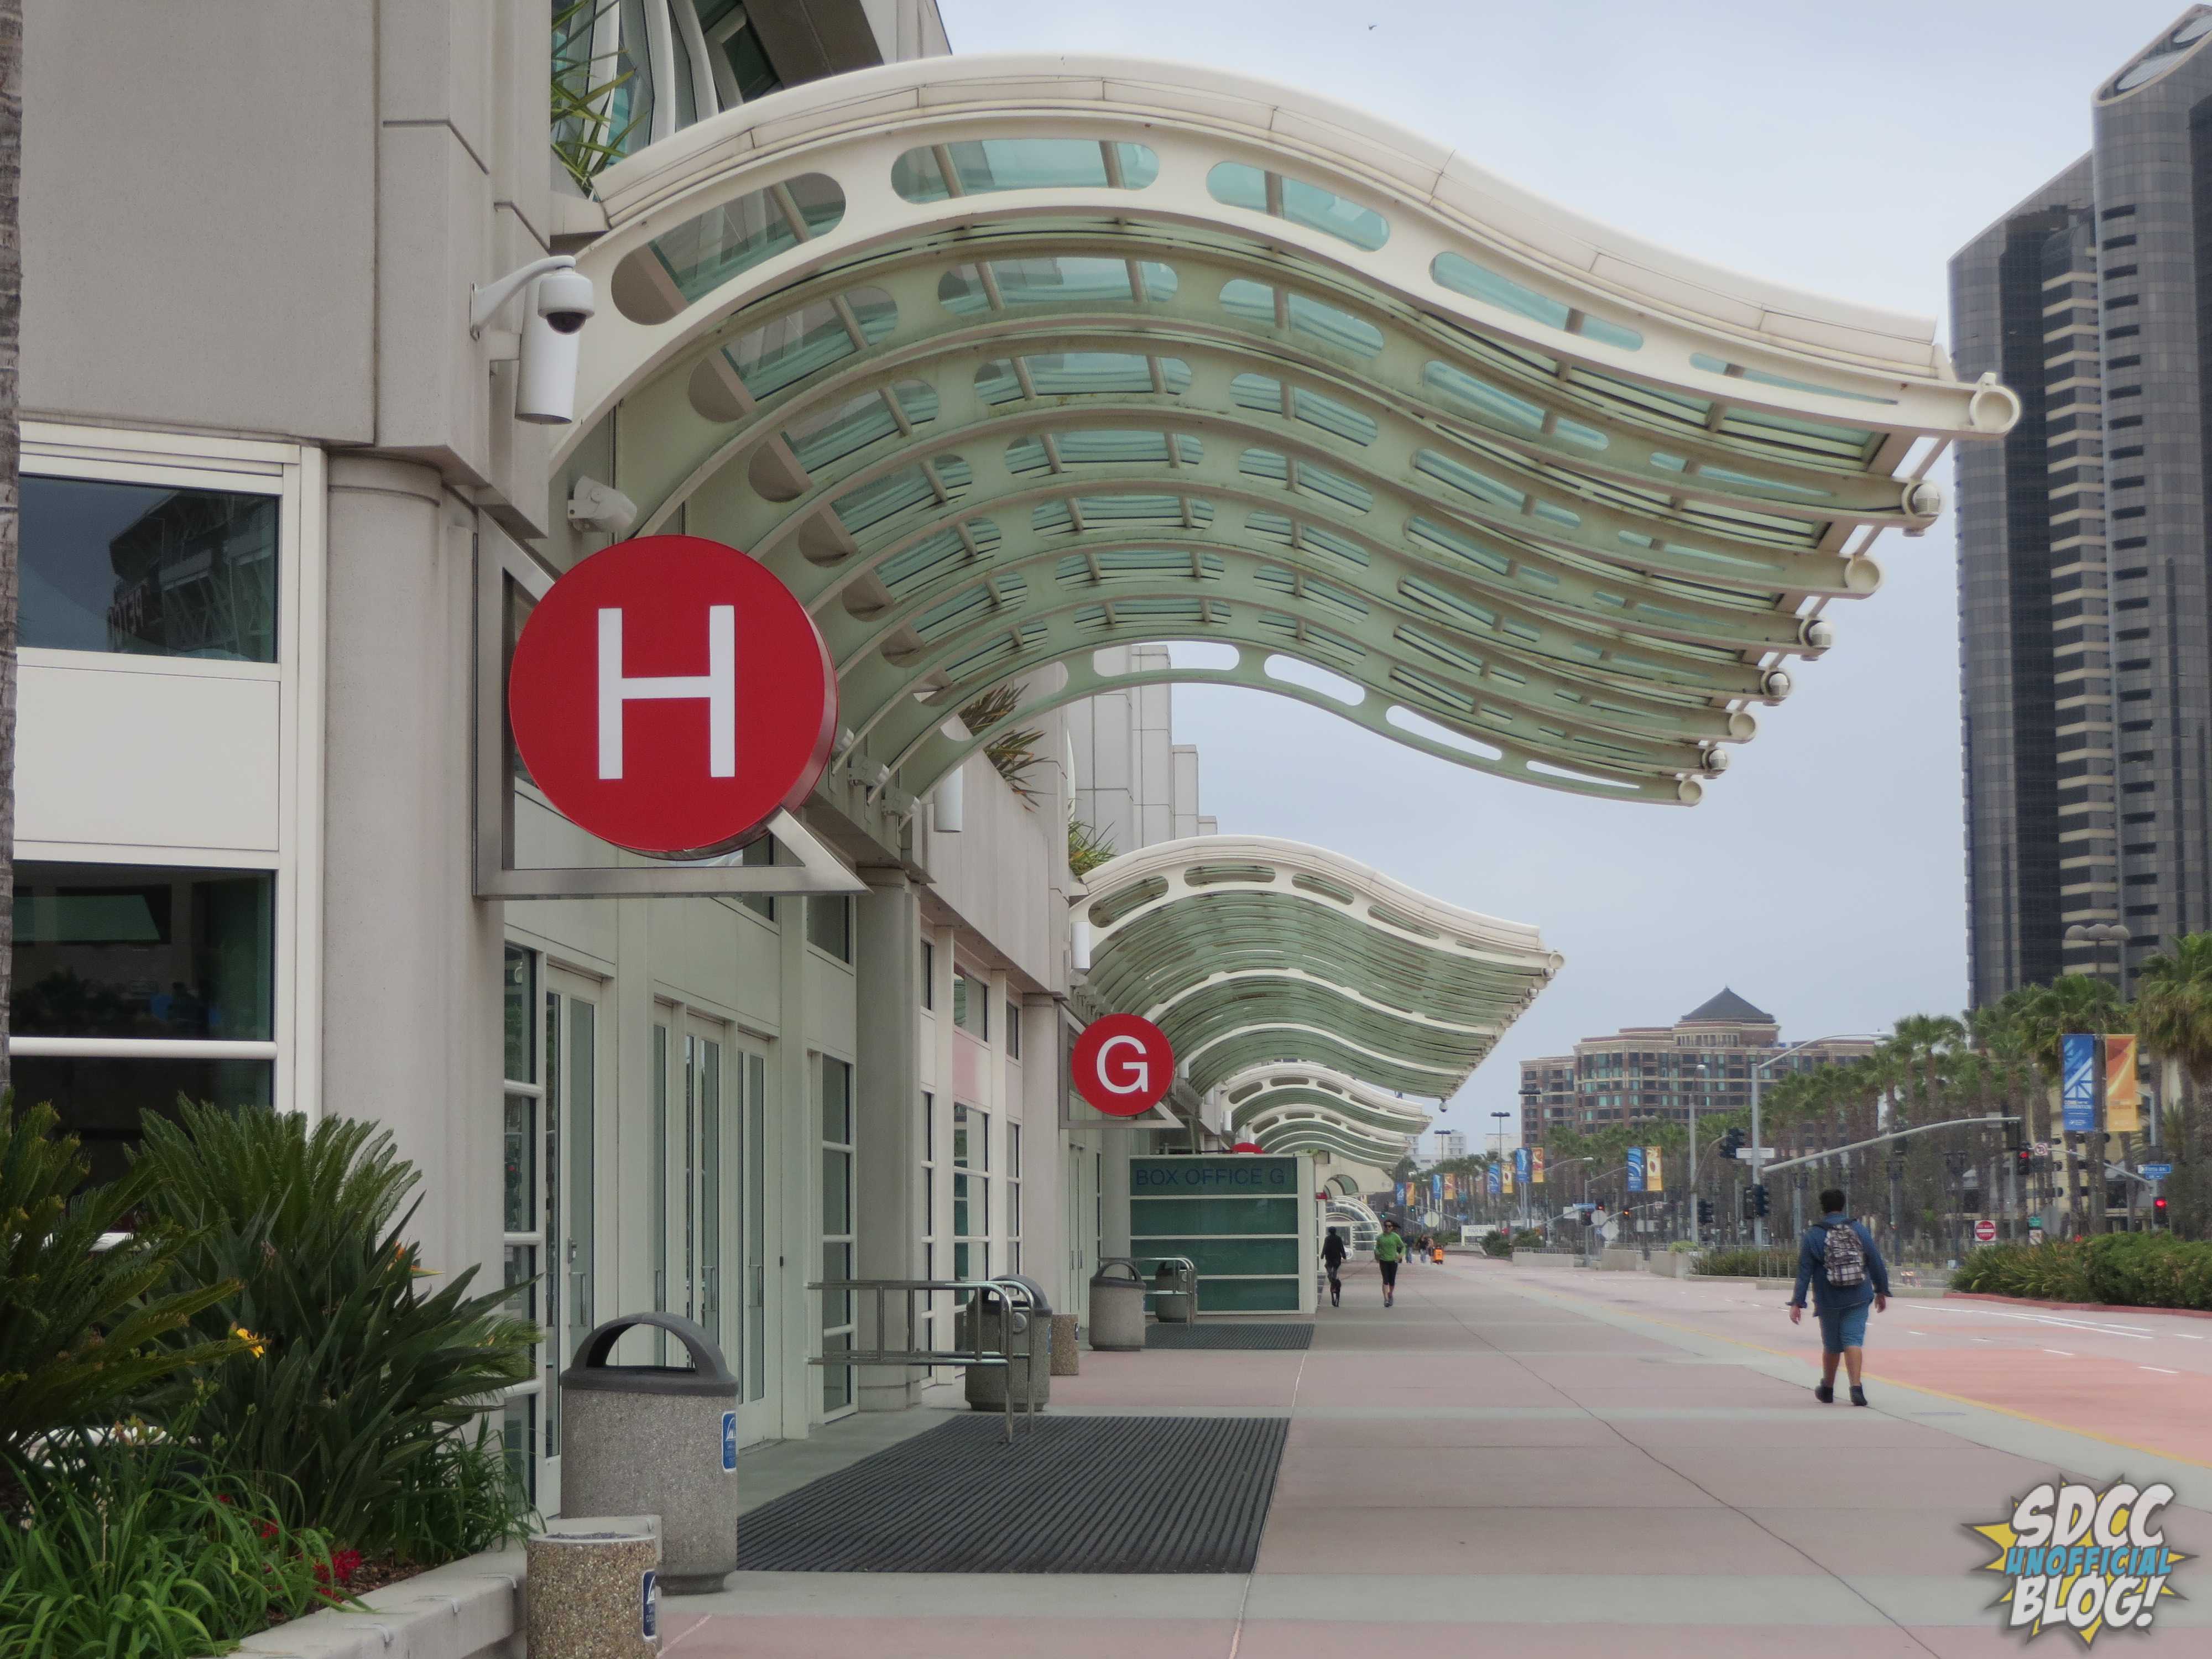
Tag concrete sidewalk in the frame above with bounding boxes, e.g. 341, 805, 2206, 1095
662, 1257, 2211, 1657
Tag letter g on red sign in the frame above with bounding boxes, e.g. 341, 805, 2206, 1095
1071, 1014, 1175, 1117
508, 535, 836, 858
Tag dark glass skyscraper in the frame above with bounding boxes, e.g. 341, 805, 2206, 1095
1955, 9, 2212, 1006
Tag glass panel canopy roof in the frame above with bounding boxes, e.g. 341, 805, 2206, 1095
566, 54, 2016, 813
1081, 836, 1561, 1150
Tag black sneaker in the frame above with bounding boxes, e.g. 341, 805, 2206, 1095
1849, 1386, 1869, 1407
1814, 1383, 1834, 1404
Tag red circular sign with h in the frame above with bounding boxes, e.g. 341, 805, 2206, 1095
508, 535, 836, 858
1071, 1014, 1175, 1117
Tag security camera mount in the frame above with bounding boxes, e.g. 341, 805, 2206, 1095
471, 254, 578, 340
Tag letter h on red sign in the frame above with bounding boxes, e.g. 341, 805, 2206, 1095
597, 605, 735, 781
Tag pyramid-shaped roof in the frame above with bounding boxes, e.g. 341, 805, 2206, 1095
1678, 988, 1776, 1026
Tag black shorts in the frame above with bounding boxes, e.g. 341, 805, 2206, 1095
1379, 1259, 1399, 1286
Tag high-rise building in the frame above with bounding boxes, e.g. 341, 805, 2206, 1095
1434, 1130, 1469, 1162
1518, 990, 1875, 1142
1954, 8, 2212, 1004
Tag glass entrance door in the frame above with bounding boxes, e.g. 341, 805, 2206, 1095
736, 1045, 776, 1442
539, 969, 602, 1514
657, 1020, 778, 1444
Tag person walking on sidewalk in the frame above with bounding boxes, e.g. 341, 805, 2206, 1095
1787, 1186, 1891, 1405
1373, 1218, 1407, 1307
1322, 1227, 1349, 1306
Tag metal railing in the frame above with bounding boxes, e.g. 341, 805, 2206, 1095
808, 1277, 1043, 1441
1134, 1254, 1198, 1313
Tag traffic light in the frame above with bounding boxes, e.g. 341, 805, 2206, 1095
1740, 1187, 1756, 1222
2153, 1196, 2169, 1227
1752, 1184, 1771, 1218
2015, 1146, 2033, 1176
1719, 1127, 1745, 1160
1697, 1198, 1714, 1227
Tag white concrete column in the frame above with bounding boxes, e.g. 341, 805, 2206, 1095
321, 461, 503, 1288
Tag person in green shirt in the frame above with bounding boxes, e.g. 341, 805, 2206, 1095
1373, 1218, 1407, 1307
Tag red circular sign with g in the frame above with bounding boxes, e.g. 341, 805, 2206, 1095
508, 535, 836, 859
1071, 1014, 1175, 1117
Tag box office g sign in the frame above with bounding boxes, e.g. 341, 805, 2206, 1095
508, 535, 836, 859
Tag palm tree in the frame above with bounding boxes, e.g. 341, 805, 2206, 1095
2133, 935, 2212, 1237
0, 1, 19, 1093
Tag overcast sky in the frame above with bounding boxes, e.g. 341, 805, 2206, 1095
939, 0, 2190, 1146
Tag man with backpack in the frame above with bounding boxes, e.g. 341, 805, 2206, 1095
1787, 1187, 1891, 1406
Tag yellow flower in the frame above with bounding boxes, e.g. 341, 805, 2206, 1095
232, 1326, 268, 1359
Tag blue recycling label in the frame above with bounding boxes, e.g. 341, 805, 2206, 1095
641, 1569, 658, 1638
722, 1410, 737, 1472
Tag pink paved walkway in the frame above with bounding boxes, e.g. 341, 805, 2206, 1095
660, 1255, 2212, 1657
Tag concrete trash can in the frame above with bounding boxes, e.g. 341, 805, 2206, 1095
962, 1280, 1049, 1411
526, 1520, 660, 1657
1049, 1312, 1081, 1376
1088, 1259, 1146, 1350
559, 1312, 739, 1593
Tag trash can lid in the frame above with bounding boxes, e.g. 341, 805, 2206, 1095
1089, 1260, 1145, 1288
559, 1311, 738, 1396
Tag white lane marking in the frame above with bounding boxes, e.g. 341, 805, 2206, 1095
2142, 1365, 2180, 1375
1927, 1306, 2153, 1340
2043, 1348, 2075, 1357
1907, 1329, 1928, 1336
2171, 1333, 2206, 1341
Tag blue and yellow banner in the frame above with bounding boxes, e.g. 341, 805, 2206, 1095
1513, 1146, 1530, 1186
1626, 1145, 1646, 1192
2106, 1035, 2142, 1136
1531, 1146, 1546, 1184
2062, 1033, 2099, 1134
1646, 1147, 1663, 1194
1486, 1163, 1501, 1197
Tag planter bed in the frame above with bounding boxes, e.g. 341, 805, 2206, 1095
229, 1542, 524, 1659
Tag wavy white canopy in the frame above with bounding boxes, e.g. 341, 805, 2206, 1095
1080, 836, 1559, 1132
556, 55, 2018, 810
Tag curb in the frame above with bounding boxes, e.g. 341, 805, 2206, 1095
1942, 1290, 2212, 1321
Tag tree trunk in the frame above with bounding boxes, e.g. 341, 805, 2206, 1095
0, 0, 19, 1098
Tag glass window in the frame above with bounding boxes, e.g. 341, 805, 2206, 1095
503, 945, 535, 1083
13, 863, 274, 1040
1005, 1000, 1021, 1060
807, 895, 852, 962
953, 1103, 988, 1282
951, 967, 988, 1039
737, 834, 776, 922
16, 1054, 272, 1189
921, 940, 935, 1008
23, 476, 279, 661
617, 174, 846, 322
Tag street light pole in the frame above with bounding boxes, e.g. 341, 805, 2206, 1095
1750, 1031, 1887, 1248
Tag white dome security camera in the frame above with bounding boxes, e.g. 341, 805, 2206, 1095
518, 270, 596, 424
534, 268, 596, 333
469, 255, 596, 425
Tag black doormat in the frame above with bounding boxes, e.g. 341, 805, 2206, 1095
1146, 1322, 1314, 1351
734, 1414, 1287, 1573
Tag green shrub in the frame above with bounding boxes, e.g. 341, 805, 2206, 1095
133, 1104, 538, 1553
377, 1417, 536, 1566
1511, 1229, 1544, 1249
0, 1425, 341, 1659
1479, 1232, 1514, 1259
0, 1095, 241, 1459
1667, 1240, 1700, 1254
1691, 1245, 1798, 1279
1953, 1235, 2212, 1311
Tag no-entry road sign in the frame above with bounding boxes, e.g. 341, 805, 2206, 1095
508, 535, 836, 858
1974, 1218, 1997, 1244
1071, 1014, 1174, 1117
